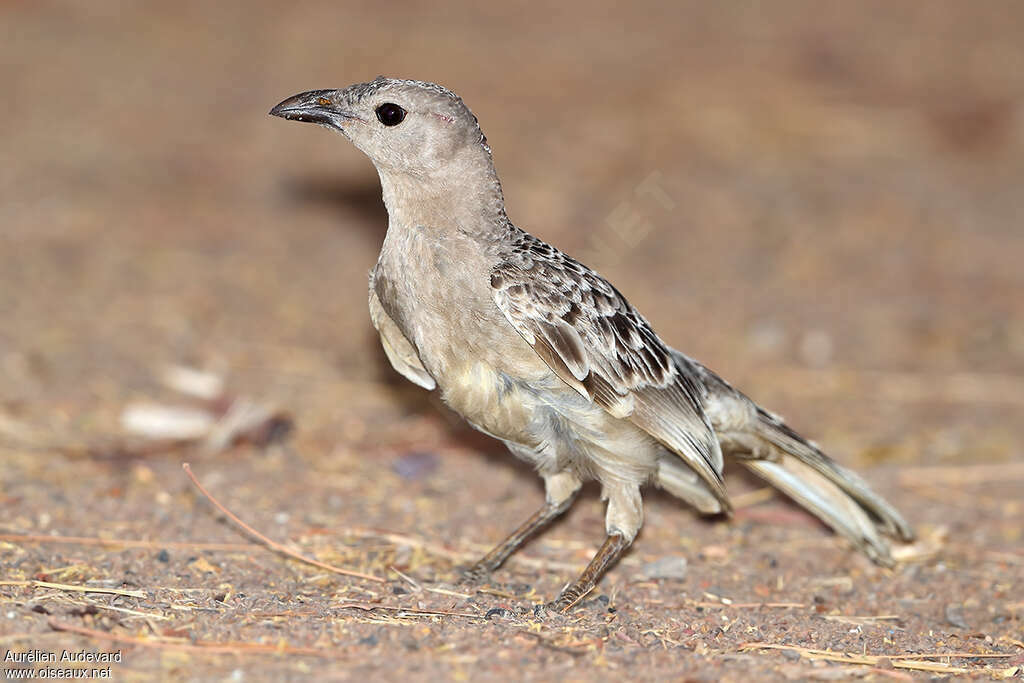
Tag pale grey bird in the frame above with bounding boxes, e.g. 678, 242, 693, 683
270, 77, 914, 612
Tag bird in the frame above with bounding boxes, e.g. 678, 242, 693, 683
269, 77, 914, 612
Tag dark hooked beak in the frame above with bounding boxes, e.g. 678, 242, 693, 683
268, 89, 356, 129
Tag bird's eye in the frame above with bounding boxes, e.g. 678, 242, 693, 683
375, 103, 406, 126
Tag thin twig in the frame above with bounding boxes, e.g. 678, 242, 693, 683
998, 635, 1024, 649
822, 614, 902, 625
856, 668, 914, 682
334, 602, 486, 620
423, 586, 473, 599
78, 601, 172, 621
692, 601, 805, 609
743, 642, 1015, 659
0, 580, 145, 598
388, 566, 422, 593
475, 587, 519, 599
0, 533, 257, 552
182, 463, 384, 583
740, 642, 1016, 674
48, 619, 342, 658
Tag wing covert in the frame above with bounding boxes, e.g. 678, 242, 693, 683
490, 230, 728, 505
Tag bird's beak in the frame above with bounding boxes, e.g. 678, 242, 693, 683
268, 89, 356, 130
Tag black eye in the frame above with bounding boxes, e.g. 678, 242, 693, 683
375, 103, 406, 126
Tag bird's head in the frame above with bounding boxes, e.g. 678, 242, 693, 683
270, 77, 493, 179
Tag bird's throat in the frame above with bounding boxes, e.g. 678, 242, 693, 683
376, 163, 507, 237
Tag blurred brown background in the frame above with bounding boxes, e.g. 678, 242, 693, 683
2, 2, 1022, 680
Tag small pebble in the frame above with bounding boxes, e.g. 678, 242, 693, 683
485, 607, 512, 620
945, 603, 969, 629
391, 451, 440, 481
641, 556, 688, 580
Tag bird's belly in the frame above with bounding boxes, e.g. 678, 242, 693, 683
439, 359, 567, 449
439, 358, 663, 482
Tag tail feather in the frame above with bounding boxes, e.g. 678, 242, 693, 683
742, 458, 894, 565
666, 350, 914, 564
753, 408, 915, 544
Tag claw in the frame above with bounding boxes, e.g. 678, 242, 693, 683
545, 591, 585, 614
458, 564, 490, 587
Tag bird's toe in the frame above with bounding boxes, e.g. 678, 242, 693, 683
458, 564, 492, 587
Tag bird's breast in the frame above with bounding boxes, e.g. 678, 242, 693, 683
374, 224, 534, 383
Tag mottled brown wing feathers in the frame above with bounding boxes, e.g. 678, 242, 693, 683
490, 230, 727, 504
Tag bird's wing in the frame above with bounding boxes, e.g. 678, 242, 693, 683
490, 230, 727, 505
368, 271, 437, 391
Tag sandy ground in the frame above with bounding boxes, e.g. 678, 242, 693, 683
2, 1, 1023, 680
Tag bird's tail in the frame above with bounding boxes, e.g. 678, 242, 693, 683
740, 407, 915, 566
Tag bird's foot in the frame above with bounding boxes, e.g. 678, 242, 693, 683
537, 587, 588, 616
457, 563, 493, 587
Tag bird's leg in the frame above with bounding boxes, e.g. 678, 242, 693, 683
460, 500, 571, 584
461, 471, 581, 585
545, 533, 629, 613
544, 482, 640, 613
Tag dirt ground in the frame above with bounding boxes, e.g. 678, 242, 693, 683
2, 1, 1023, 680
